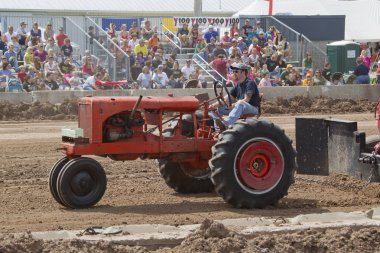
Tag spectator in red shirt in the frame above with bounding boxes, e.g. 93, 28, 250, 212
55, 27, 68, 47
17, 65, 27, 83
210, 54, 229, 82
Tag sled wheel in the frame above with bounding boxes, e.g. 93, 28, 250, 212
56, 157, 107, 209
49, 157, 69, 206
209, 119, 296, 208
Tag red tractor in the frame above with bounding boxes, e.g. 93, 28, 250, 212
49, 88, 296, 209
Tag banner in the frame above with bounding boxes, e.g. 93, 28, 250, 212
173, 17, 239, 28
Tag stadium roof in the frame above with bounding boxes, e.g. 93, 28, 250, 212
0, 0, 254, 16
235, 0, 380, 41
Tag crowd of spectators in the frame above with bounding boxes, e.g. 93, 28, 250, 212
0, 21, 115, 92
0, 19, 379, 92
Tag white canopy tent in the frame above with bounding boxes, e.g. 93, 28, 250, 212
235, 0, 380, 42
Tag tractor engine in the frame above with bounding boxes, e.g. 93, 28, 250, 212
103, 111, 144, 142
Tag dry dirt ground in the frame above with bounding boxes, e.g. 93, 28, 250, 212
1, 96, 380, 252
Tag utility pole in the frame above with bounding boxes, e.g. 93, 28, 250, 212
194, 0, 202, 16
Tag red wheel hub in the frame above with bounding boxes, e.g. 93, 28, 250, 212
236, 141, 284, 191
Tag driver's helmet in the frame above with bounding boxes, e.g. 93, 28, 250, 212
230, 62, 250, 71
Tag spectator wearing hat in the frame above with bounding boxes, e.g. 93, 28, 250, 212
302, 73, 314, 86
45, 38, 60, 59
206, 37, 217, 62
209, 62, 261, 130
177, 22, 189, 37
313, 69, 326, 86
128, 33, 140, 50
255, 20, 264, 34
55, 27, 68, 48
237, 37, 248, 53
241, 19, 253, 38
150, 53, 161, 70
281, 64, 293, 81
221, 31, 232, 51
257, 31, 267, 48
16, 22, 28, 46
204, 25, 219, 44
264, 54, 278, 75
162, 61, 172, 79
265, 26, 276, 41
228, 39, 242, 56
142, 20, 155, 41
212, 42, 227, 59
153, 64, 169, 88
4, 43, 19, 69
194, 38, 208, 62
181, 60, 195, 80
210, 54, 229, 82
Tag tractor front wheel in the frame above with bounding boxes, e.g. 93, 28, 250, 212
56, 157, 107, 209
49, 157, 69, 206
209, 119, 296, 208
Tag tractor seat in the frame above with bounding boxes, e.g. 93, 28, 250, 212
240, 113, 260, 119
240, 93, 263, 119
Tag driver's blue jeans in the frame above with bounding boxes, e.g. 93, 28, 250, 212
210, 101, 259, 126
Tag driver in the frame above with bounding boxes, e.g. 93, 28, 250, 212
209, 62, 261, 131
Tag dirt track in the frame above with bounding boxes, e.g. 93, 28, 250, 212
1, 99, 380, 252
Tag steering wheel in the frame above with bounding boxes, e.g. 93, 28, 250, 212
213, 80, 232, 107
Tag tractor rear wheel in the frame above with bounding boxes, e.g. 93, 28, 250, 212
209, 119, 296, 208
49, 157, 69, 206
365, 135, 380, 153
56, 157, 107, 209
158, 159, 214, 193
159, 128, 214, 193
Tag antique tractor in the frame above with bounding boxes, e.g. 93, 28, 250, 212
49, 89, 296, 209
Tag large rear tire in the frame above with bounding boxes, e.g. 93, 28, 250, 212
158, 159, 214, 193
365, 135, 380, 153
209, 119, 296, 208
158, 128, 214, 193
56, 157, 107, 209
